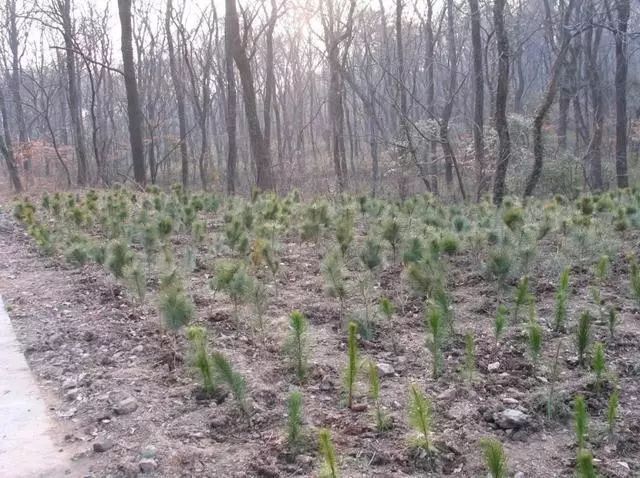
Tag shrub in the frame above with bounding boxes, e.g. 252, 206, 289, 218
335, 210, 354, 256
480, 438, 507, 478
487, 247, 512, 288
527, 318, 543, 368
106, 240, 133, 279
158, 284, 194, 331
359, 238, 382, 272
212, 261, 254, 319
502, 207, 524, 232
402, 237, 425, 265
439, 233, 459, 255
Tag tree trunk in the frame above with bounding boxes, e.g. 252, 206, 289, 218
224, 1, 237, 195
166, 0, 189, 189
614, 0, 630, 188
118, 0, 146, 187
469, 0, 486, 200
61, 0, 89, 185
524, 0, 575, 198
226, 0, 275, 191
492, 0, 511, 205
0, 85, 22, 192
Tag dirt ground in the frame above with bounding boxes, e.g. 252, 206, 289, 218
0, 202, 639, 478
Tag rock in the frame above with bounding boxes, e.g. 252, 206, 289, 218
493, 409, 529, 429
113, 397, 138, 415
62, 378, 78, 390
93, 438, 114, 453
141, 445, 157, 459
64, 388, 79, 401
82, 330, 96, 342
502, 397, 519, 405
138, 458, 158, 473
295, 455, 313, 466
376, 362, 395, 377
437, 388, 457, 401
514, 472, 525, 478
488, 361, 500, 372
351, 403, 368, 412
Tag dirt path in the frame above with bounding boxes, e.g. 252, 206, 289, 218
0, 295, 73, 477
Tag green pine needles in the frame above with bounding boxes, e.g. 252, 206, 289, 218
480, 438, 508, 478
322, 249, 347, 321
630, 256, 640, 306
576, 450, 597, 478
158, 282, 194, 331
554, 267, 570, 332
382, 216, 401, 263
574, 395, 588, 451
211, 352, 248, 415
286, 391, 305, 450
591, 342, 606, 391
607, 389, 619, 437
367, 361, 390, 432
425, 303, 444, 379
464, 332, 476, 383
513, 276, 531, 322
286, 310, 309, 382
527, 316, 543, 368
494, 304, 508, 345
408, 384, 433, 451
577, 312, 592, 368
186, 326, 215, 394
344, 322, 359, 409
318, 428, 339, 478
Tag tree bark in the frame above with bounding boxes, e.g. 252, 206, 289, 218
118, 0, 146, 187
469, 0, 486, 200
166, 0, 189, 189
614, 0, 629, 188
524, 0, 575, 198
0, 85, 22, 192
492, 0, 511, 205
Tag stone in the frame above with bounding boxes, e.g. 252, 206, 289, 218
62, 378, 78, 390
64, 388, 79, 401
437, 388, 457, 401
502, 397, 519, 405
487, 361, 500, 372
376, 362, 395, 377
138, 458, 158, 473
113, 397, 138, 415
494, 409, 529, 429
93, 438, 114, 453
514, 472, 525, 478
141, 445, 157, 459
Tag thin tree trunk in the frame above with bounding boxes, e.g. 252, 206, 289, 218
469, 0, 486, 200
0, 85, 22, 192
614, 0, 630, 188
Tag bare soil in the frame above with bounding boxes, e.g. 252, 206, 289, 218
0, 206, 639, 478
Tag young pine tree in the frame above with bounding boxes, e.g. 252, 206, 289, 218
367, 361, 390, 432
318, 429, 339, 478
321, 249, 347, 322
379, 297, 398, 353
211, 352, 248, 415
630, 257, 640, 307
574, 395, 588, 451
408, 384, 433, 452
344, 322, 359, 409
480, 438, 508, 478
576, 450, 597, 478
186, 326, 215, 394
426, 304, 444, 379
554, 267, 570, 332
382, 216, 401, 263
591, 342, 606, 391
513, 276, 531, 322
286, 311, 309, 383
286, 391, 304, 451
576, 312, 592, 368
494, 304, 508, 345
527, 316, 543, 369
158, 282, 194, 331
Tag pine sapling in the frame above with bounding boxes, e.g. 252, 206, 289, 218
591, 342, 606, 391
630, 257, 640, 306
287, 391, 304, 451
322, 250, 347, 322
513, 276, 531, 322
527, 317, 543, 369
186, 326, 215, 394
124, 262, 146, 303
367, 361, 390, 432
344, 322, 359, 409
574, 395, 588, 451
576, 450, 597, 478
212, 352, 248, 415
494, 304, 508, 345
577, 312, 592, 368
408, 384, 433, 452
382, 216, 401, 263
286, 310, 308, 383
607, 389, 619, 437
595, 254, 609, 284
480, 438, 507, 478
607, 307, 617, 340
158, 283, 194, 331
318, 429, 339, 478
554, 267, 570, 332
